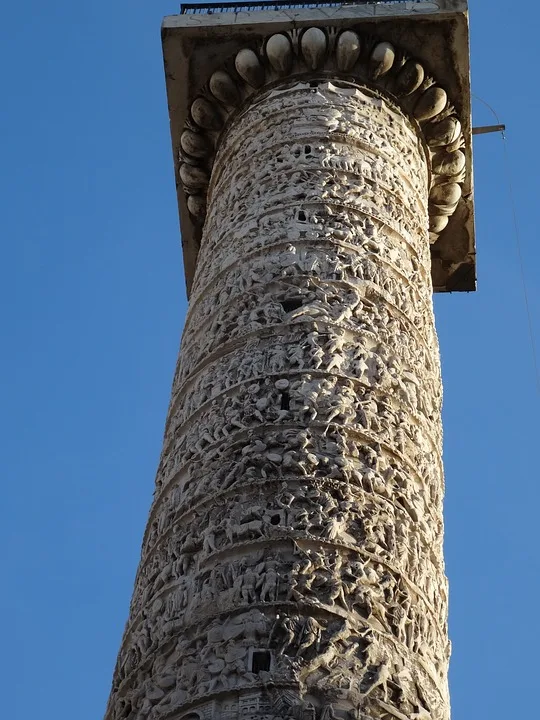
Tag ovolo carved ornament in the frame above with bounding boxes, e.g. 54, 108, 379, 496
178, 26, 466, 243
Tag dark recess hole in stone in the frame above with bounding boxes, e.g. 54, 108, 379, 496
270, 514, 281, 526
281, 298, 303, 313
304, 145, 312, 154
298, 210, 307, 221
251, 650, 272, 673
280, 391, 290, 411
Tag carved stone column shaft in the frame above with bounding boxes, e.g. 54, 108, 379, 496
105, 79, 449, 720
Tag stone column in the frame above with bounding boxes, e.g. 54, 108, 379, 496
105, 78, 450, 720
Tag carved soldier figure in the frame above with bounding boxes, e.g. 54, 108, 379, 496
259, 565, 279, 603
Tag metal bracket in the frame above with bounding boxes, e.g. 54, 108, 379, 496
472, 124, 506, 136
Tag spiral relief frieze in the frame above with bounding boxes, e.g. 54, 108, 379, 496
104, 73, 452, 720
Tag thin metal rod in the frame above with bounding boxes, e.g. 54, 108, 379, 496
472, 124, 506, 136
472, 93, 540, 396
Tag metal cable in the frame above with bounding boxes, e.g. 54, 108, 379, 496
473, 93, 540, 395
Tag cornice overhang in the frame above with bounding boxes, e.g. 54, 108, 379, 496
162, 1, 474, 294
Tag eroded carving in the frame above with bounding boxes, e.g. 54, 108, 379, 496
105, 76, 449, 720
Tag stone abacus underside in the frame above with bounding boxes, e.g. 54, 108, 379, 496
105, 81, 450, 720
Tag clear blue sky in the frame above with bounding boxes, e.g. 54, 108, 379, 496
1, 1, 538, 717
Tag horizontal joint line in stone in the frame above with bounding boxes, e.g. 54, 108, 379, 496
178, 314, 437, 384
184, 243, 431, 328
180, 282, 434, 360
153, 421, 443, 506
201, 200, 427, 259
164, 361, 441, 453
139, 472, 443, 574
204, 196, 428, 248
192, 216, 429, 301
184, 272, 433, 341
211, 138, 429, 212
126, 543, 446, 661
119, 591, 445, 688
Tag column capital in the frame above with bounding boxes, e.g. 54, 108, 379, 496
162, 1, 473, 293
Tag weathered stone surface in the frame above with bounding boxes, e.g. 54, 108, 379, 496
336, 30, 361, 72
235, 48, 265, 88
190, 97, 223, 131
394, 59, 425, 96
266, 33, 293, 74
369, 41, 395, 79
301, 27, 328, 70
209, 70, 240, 106
104, 80, 449, 720
180, 129, 212, 159
414, 85, 448, 121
